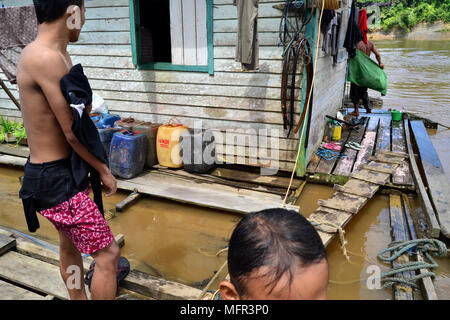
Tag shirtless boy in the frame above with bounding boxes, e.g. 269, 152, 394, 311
348, 40, 385, 117
16, 0, 119, 300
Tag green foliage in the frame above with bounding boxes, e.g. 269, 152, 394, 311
0, 115, 15, 133
364, 0, 450, 31
0, 115, 26, 145
13, 127, 27, 146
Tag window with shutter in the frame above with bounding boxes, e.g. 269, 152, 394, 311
129, 0, 214, 74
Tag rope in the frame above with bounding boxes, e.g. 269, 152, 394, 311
309, 219, 350, 262
377, 239, 448, 289
316, 148, 348, 161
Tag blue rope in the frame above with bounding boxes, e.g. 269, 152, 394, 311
316, 148, 348, 161
12, 229, 90, 259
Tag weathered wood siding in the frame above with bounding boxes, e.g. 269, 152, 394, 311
0, 0, 349, 172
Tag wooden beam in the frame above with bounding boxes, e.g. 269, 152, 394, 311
0, 226, 202, 300
0, 233, 16, 256
410, 120, 450, 238
0, 251, 73, 300
389, 195, 414, 300
333, 179, 380, 198
210, 167, 303, 190
404, 120, 441, 238
116, 170, 299, 215
318, 192, 369, 214
370, 155, 404, 165
362, 163, 397, 175
116, 191, 142, 212
0, 78, 21, 111
353, 117, 380, 173
352, 169, 391, 185
402, 195, 438, 300
0, 279, 46, 300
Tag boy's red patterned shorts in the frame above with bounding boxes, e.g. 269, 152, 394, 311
40, 188, 114, 254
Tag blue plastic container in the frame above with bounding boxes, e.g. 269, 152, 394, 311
98, 128, 121, 158
109, 131, 148, 179
95, 114, 121, 129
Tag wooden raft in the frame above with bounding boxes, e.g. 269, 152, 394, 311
0, 226, 202, 300
312, 152, 406, 247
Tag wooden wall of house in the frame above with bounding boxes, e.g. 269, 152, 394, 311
0, 0, 349, 173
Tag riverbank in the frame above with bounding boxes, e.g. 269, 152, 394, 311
369, 22, 450, 41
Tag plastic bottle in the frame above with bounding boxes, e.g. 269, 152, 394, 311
109, 131, 148, 179
156, 120, 189, 168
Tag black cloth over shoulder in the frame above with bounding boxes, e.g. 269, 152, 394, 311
344, 0, 363, 59
60, 63, 108, 218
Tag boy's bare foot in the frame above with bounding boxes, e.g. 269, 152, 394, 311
348, 111, 359, 117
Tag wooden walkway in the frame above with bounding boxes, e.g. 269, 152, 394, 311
310, 150, 408, 247
0, 226, 202, 300
307, 112, 415, 191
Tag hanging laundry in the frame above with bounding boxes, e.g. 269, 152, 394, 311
321, 10, 338, 55
343, 0, 363, 59
234, 0, 259, 70
0, 5, 38, 84
359, 8, 369, 44
331, 13, 340, 65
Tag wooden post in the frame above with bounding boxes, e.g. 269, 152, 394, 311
116, 191, 142, 212
0, 78, 21, 111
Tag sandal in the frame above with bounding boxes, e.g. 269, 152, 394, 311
84, 256, 131, 292
345, 142, 363, 151
323, 142, 342, 152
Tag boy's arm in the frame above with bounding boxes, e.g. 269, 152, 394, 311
33, 52, 117, 196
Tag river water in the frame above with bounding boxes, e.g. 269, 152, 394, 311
371, 40, 450, 180
0, 40, 448, 300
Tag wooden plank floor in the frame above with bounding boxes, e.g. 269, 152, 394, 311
307, 114, 414, 188
410, 120, 450, 238
117, 170, 300, 214
0, 227, 202, 300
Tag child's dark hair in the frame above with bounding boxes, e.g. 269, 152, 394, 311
228, 208, 327, 297
33, 0, 83, 24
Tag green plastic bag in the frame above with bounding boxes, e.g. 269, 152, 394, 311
348, 49, 388, 96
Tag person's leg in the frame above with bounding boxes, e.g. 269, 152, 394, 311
362, 88, 371, 113
348, 83, 360, 116
58, 230, 88, 300
90, 240, 120, 300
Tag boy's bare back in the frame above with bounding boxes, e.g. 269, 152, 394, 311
17, 42, 75, 164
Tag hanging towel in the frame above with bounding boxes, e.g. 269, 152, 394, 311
234, 0, 259, 70
343, 1, 363, 59
359, 9, 368, 44
0, 5, 38, 84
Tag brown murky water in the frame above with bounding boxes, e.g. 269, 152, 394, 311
1, 166, 447, 299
